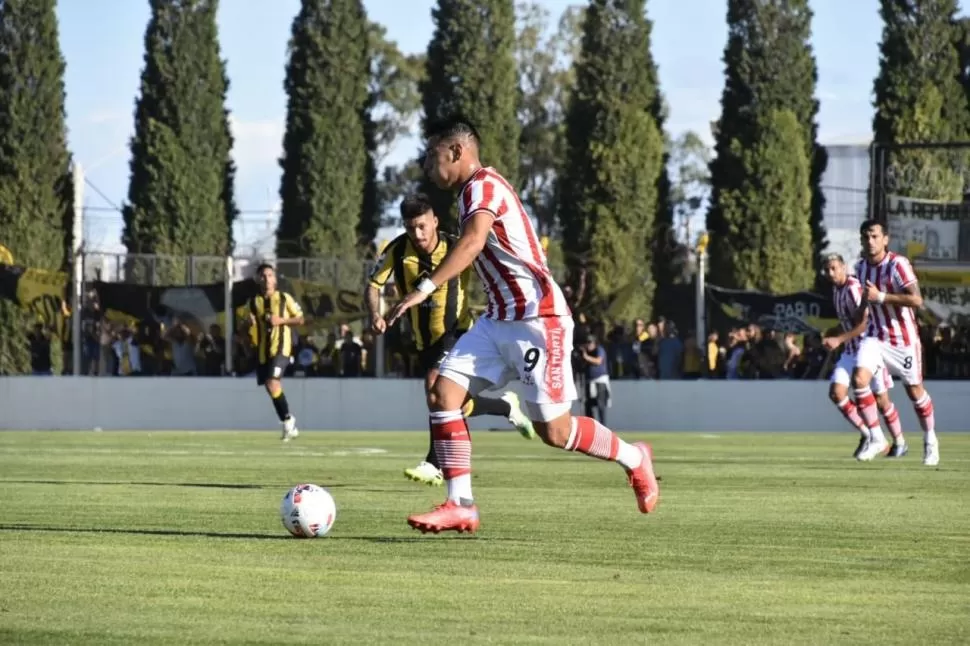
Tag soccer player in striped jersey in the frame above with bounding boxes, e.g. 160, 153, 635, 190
386, 116, 659, 535
852, 220, 938, 466
365, 193, 535, 488
821, 253, 905, 459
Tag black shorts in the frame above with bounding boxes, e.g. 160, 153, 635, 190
417, 329, 466, 376
256, 355, 292, 386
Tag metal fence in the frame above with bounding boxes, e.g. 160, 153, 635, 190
81, 252, 378, 288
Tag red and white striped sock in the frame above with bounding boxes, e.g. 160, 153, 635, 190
564, 416, 642, 471
430, 410, 473, 503
853, 387, 884, 441
913, 393, 936, 441
880, 403, 904, 442
835, 397, 867, 435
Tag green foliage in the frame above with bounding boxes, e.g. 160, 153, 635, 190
378, 161, 425, 218
559, 0, 664, 320
421, 0, 520, 233
516, 2, 583, 236
122, 0, 237, 285
654, 131, 709, 315
360, 22, 425, 241
277, 0, 370, 262
708, 0, 823, 292
719, 110, 813, 293
0, 0, 71, 374
874, 0, 969, 204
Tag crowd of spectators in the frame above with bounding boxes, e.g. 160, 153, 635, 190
21, 282, 970, 381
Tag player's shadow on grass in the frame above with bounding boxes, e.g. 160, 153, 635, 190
0, 525, 497, 542
0, 524, 292, 541
0, 480, 358, 490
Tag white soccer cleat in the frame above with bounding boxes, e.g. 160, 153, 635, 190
281, 415, 299, 442
404, 461, 444, 486
857, 436, 889, 462
922, 441, 940, 467
501, 391, 536, 440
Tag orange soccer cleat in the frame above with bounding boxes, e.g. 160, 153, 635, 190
407, 500, 480, 534
627, 442, 660, 514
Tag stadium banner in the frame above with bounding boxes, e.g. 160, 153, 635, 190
705, 285, 838, 334
886, 195, 970, 262
0, 262, 369, 340
230, 277, 368, 336
0, 263, 70, 338
708, 268, 970, 334
916, 266, 970, 326
98, 277, 368, 338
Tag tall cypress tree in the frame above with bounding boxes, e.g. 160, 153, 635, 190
123, 0, 237, 285
873, 0, 968, 207
277, 0, 370, 267
359, 93, 381, 247
421, 0, 520, 232
0, 0, 72, 374
359, 23, 426, 245
558, 0, 664, 320
720, 109, 813, 292
707, 0, 821, 292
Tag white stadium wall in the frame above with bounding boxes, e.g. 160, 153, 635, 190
1, 377, 968, 432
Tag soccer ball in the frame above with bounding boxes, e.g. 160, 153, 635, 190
280, 484, 337, 538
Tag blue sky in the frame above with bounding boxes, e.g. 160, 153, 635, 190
56, 0, 919, 255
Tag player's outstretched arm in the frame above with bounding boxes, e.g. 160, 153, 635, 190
364, 284, 386, 334
823, 307, 868, 350
427, 211, 492, 288
386, 211, 492, 326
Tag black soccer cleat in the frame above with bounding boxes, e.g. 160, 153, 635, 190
852, 437, 868, 459
886, 443, 908, 458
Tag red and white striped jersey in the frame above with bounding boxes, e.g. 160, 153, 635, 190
832, 276, 864, 356
457, 167, 570, 320
854, 252, 920, 347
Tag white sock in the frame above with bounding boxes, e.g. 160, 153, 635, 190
447, 474, 473, 503
870, 427, 886, 444
615, 440, 643, 471
924, 429, 938, 446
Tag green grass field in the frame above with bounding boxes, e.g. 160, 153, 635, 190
0, 430, 968, 645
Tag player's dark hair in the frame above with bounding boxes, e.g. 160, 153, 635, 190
255, 263, 274, 275
859, 219, 887, 235
426, 115, 481, 146
400, 193, 435, 220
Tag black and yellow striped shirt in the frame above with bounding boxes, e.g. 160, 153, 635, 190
249, 291, 303, 364
369, 233, 473, 351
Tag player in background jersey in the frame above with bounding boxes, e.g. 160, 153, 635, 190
386, 117, 660, 534
852, 220, 938, 466
820, 254, 905, 459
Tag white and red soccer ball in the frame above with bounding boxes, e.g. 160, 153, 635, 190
280, 484, 336, 538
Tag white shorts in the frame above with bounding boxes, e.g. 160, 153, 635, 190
830, 351, 892, 395
856, 337, 922, 386
438, 315, 578, 422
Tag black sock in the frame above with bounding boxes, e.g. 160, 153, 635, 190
425, 431, 439, 468
271, 391, 290, 422
468, 395, 512, 419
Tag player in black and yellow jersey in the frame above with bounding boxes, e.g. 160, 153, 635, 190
250, 263, 304, 442
365, 193, 535, 487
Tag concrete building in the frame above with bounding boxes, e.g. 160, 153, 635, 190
820, 143, 870, 264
